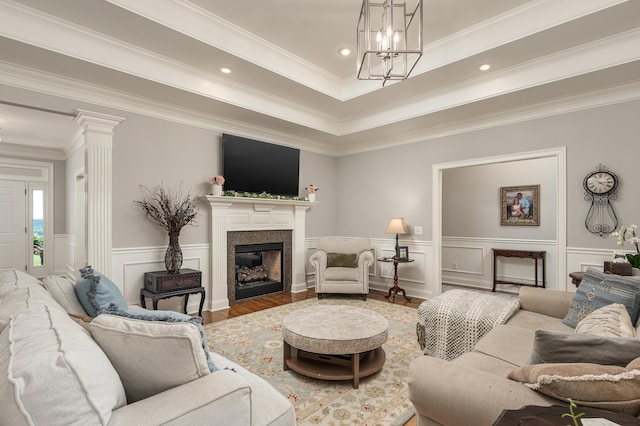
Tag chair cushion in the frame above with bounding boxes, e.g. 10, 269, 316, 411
0, 306, 126, 425
90, 309, 217, 403
327, 252, 357, 268
75, 266, 127, 317
324, 267, 359, 281
563, 268, 640, 328
508, 357, 640, 415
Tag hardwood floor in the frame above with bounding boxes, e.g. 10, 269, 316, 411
201, 288, 424, 325
201, 288, 423, 426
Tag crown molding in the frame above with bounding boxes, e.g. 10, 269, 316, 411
106, 0, 343, 98
0, 141, 66, 161
1, 58, 639, 159
0, 0, 340, 134
340, 0, 628, 99
336, 80, 640, 156
342, 27, 640, 134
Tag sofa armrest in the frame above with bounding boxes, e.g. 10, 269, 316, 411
408, 356, 558, 426
108, 370, 251, 426
518, 287, 574, 319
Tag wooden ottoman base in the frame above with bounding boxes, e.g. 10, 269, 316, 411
283, 343, 385, 389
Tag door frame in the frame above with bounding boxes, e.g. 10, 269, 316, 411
0, 158, 54, 277
432, 147, 567, 295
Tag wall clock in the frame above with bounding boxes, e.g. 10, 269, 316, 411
583, 164, 619, 236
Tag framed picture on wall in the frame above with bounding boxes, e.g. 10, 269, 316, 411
500, 185, 540, 226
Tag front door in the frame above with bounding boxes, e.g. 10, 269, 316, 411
0, 180, 26, 270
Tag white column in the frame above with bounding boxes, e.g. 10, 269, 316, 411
291, 205, 310, 292
205, 197, 232, 310
75, 110, 124, 278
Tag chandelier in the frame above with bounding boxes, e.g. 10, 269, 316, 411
357, 0, 423, 86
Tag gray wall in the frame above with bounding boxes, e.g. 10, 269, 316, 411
336, 99, 640, 251
109, 112, 338, 248
442, 158, 557, 240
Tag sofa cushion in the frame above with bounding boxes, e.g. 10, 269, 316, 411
327, 252, 357, 268
528, 329, 640, 366
508, 357, 640, 415
43, 275, 88, 316
0, 268, 44, 296
506, 309, 574, 333
0, 306, 126, 426
0, 286, 65, 333
473, 325, 536, 367
90, 310, 216, 403
575, 303, 635, 338
563, 268, 640, 328
75, 266, 127, 317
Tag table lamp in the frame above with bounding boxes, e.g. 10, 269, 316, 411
385, 218, 409, 257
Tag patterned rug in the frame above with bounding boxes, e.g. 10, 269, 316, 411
203, 297, 423, 425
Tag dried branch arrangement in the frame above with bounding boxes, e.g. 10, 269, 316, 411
134, 185, 199, 233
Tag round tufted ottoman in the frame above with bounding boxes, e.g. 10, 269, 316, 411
281, 305, 388, 388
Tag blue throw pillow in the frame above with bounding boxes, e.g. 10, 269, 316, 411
563, 268, 640, 328
103, 306, 218, 373
75, 266, 128, 317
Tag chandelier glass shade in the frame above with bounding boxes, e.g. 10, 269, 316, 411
357, 0, 423, 85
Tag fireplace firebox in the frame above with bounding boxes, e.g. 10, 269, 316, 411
235, 242, 284, 301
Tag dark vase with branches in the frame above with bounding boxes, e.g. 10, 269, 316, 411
135, 185, 199, 273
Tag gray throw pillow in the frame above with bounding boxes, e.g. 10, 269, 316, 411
327, 252, 358, 268
563, 268, 640, 328
528, 329, 640, 366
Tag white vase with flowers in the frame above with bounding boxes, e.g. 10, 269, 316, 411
209, 175, 225, 196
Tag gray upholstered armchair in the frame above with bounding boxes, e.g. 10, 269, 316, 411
309, 237, 374, 300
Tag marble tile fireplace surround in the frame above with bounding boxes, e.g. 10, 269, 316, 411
203, 196, 311, 311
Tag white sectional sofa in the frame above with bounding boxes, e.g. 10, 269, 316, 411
0, 268, 295, 426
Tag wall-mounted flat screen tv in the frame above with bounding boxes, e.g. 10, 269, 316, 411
222, 133, 300, 197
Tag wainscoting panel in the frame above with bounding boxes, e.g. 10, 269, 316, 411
112, 244, 209, 314
442, 237, 557, 292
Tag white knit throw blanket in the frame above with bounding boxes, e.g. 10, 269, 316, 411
417, 289, 520, 361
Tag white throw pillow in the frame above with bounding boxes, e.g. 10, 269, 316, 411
90, 313, 213, 403
575, 303, 636, 338
43, 275, 88, 316
0, 286, 64, 333
0, 306, 126, 426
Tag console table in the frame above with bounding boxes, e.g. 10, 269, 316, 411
141, 269, 205, 317
378, 258, 414, 302
492, 249, 545, 292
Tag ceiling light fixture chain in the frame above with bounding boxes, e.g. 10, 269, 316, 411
357, 0, 423, 86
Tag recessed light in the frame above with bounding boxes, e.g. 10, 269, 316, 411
337, 47, 352, 57
220, 67, 231, 74
479, 63, 491, 71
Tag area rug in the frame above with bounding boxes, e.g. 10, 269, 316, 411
204, 297, 423, 425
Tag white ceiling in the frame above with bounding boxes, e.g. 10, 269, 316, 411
0, 0, 639, 157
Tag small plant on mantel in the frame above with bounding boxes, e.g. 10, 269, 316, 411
611, 224, 640, 268
134, 184, 199, 273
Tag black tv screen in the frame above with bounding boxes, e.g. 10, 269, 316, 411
222, 134, 300, 197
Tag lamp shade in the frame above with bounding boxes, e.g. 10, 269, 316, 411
385, 218, 409, 235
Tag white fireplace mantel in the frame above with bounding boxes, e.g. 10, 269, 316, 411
202, 195, 313, 311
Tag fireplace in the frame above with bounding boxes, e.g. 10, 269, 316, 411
227, 230, 292, 304
204, 196, 311, 311
235, 242, 283, 300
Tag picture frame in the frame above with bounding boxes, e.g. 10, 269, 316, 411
396, 246, 409, 260
500, 185, 540, 226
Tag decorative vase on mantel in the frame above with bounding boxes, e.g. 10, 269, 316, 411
211, 183, 223, 197
308, 193, 316, 202
165, 231, 183, 273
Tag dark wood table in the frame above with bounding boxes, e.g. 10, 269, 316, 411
378, 258, 414, 302
140, 286, 205, 317
493, 404, 640, 425
492, 249, 545, 292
